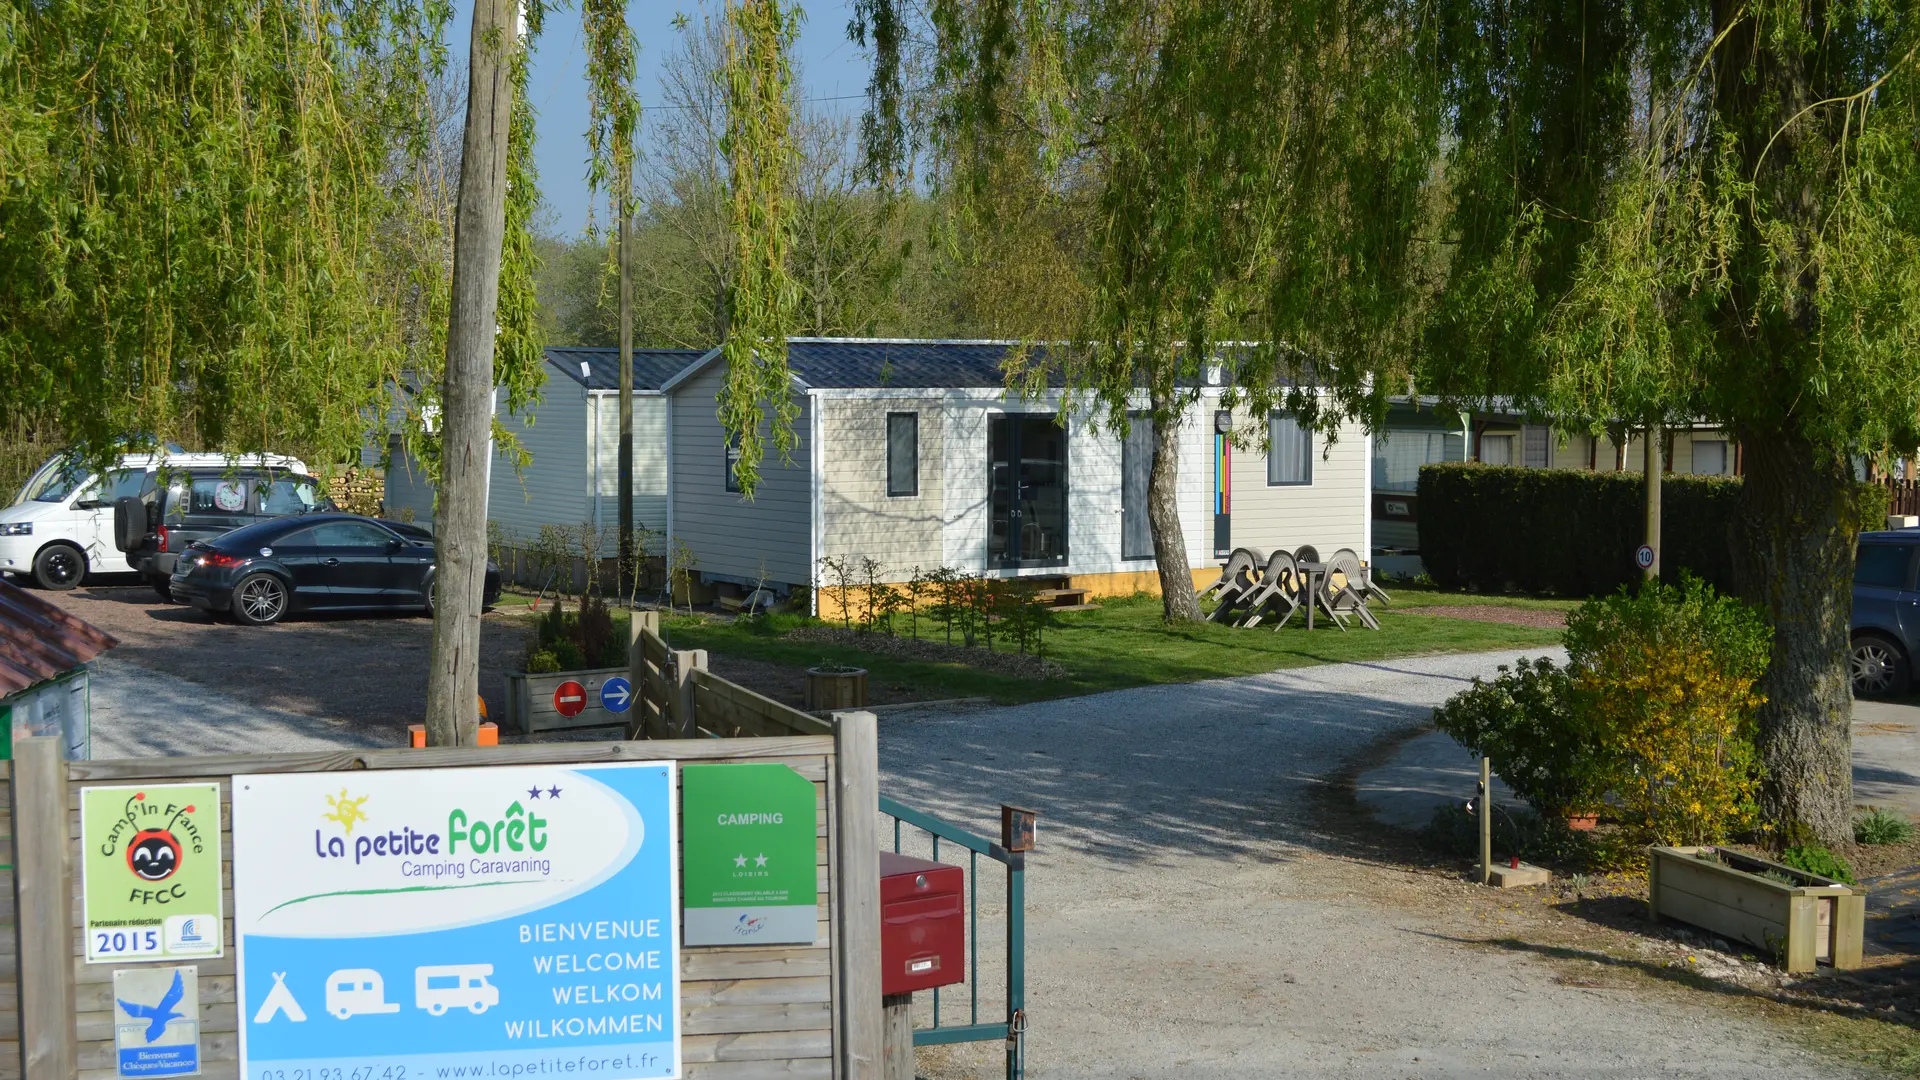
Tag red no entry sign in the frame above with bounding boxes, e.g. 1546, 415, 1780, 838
553, 680, 588, 718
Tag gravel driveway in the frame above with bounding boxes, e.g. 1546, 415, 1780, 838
878, 651, 1861, 1079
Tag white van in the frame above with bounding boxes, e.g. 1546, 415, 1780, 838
0, 450, 308, 589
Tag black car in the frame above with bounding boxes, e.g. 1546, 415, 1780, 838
168, 513, 500, 625
117, 468, 334, 599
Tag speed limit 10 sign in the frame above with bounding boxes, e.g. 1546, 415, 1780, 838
1635, 544, 1656, 570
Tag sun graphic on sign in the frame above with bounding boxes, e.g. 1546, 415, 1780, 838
322, 790, 371, 834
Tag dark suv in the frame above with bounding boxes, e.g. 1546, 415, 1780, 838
1852, 530, 1920, 696
116, 469, 332, 599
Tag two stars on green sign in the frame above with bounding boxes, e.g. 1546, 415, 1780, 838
732, 853, 769, 868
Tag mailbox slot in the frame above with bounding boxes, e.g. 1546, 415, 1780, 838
879, 852, 966, 996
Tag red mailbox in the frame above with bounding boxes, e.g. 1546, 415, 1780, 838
879, 852, 965, 995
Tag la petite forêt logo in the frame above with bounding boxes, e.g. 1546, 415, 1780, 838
99, 792, 206, 886
311, 789, 553, 864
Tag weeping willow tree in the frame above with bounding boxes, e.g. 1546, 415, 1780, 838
1422, 0, 1920, 841
853, 0, 1439, 619
0, 0, 456, 466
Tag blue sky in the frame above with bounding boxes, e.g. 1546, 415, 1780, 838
462, 0, 872, 236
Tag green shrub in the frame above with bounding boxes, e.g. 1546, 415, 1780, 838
1431, 657, 1604, 818
525, 650, 561, 674
1431, 576, 1772, 849
1417, 463, 1742, 596
1781, 845, 1856, 884
1563, 577, 1771, 846
1854, 806, 1915, 846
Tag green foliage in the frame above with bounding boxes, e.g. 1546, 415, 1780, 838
1417, 463, 1745, 596
529, 592, 622, 670
1781, 845, 1857, 885
525, 650, 562, 675
717, 0, 803, 497
1564, 578, 1772, 845
1434, 577, 1773, 845
1854, 806, 1917, 846
1432, 657, 1600, 817
0, 0, 454, 471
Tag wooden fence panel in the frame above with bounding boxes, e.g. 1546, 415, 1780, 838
690, 672, 833, 739
15, 735, 854, 1080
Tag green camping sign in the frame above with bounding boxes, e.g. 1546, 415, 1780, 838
81, 784, 225, 963
681, 764, 818, 946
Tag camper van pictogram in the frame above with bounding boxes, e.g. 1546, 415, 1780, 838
415, 965, 499, 1016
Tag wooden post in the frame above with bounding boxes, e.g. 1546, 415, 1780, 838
833, 711, 882, 1080
626, 610, 659, 741
1643, 424, 1662, 581
12, 734, 75, 1080
1832, 892, 1866, 970
1786, 895, 1819, 972
1478, 756, 1492, 885
673, 649, 707, 738
881, 992, 913, 1080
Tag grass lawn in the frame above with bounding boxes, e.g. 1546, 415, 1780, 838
658, 592, 1564, 705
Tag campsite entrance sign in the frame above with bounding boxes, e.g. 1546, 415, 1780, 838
231, 762, 682, 1080
681, 763, 820, 945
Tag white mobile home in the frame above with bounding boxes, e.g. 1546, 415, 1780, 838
663, 339, 1372, 609
385, 346, 702, 548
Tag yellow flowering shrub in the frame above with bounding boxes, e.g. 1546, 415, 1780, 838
1563, 577, 1770, 846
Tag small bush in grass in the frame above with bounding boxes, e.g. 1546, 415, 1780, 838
1854, 806, 1916, 846
525, 649, 561, 674
1432, 657, 1603, 820
1781, 844, 1856, 884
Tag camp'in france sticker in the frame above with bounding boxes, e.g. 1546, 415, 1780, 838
82, 784, 225, 963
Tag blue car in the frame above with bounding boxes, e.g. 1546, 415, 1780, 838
1852, 530, 1920, 696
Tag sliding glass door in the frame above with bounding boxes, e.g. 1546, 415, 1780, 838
988, 415, 1069, 568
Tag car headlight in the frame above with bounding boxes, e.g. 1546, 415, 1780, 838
0, 522, 30, 537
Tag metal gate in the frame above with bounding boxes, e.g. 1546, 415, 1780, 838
879, 794, 1028, 1080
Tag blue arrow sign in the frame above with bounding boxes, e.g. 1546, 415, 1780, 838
600, 676, 633, 714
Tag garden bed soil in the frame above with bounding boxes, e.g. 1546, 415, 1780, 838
782, 624, 1068, 681
1402, 604, 1568, 629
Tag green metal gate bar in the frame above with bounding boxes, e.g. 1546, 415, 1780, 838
878, 793, 1027, 1080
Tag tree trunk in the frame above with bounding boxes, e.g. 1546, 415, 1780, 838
425, 0, 518, 748
618, 211, 634, 591
1149, 391, 1202, 622
1730, 431, 1860, 844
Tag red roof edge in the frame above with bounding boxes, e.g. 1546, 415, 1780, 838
0, 580, 119, 698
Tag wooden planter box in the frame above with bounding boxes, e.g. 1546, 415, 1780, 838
1649, 845, 1866, 973
504, 667, 632, 733
805, 668, 868, 711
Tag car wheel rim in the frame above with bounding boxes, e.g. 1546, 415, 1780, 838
44, 550, 79, 585
241, 578, 285, 622
1852, 644, 1896, 693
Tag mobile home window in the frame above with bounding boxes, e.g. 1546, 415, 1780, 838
1479, 433, 1515, 466
724, 433, 742, 493
887, 412, 919, 497
1522, 425, 1550, 468
1121, 413, 1154, 559
1267, 412, 1312, 486
1693, 439, 1730, 476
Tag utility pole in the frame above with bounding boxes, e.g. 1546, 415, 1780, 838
618, 205, 634, 593
1643, 423, 1662, 582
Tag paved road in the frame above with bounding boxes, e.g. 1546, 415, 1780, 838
878, 651, 1859, 1079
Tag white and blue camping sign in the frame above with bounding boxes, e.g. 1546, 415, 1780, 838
232, 762, 682, 1080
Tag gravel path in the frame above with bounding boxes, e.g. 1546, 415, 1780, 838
87, 655, 382, 757
878, 651, 1860, 1079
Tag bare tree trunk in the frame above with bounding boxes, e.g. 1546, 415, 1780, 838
1149, 391, 1202, 622
1731, 431, 1861, 844
618, 212, 634, 590
425, 0, 518, 748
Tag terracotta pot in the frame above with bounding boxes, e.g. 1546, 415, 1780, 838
1566, 812, 1599, 832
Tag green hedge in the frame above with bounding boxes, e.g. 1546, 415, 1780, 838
1416, 463, 1744, 596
